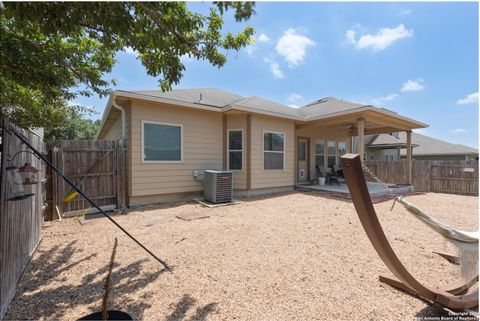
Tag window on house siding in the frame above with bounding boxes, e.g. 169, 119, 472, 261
228, 130, 243, 170
264, 132, 284, 170
338, 142, 346, 166
315, 139, 325, 167
327, 141, 336, 167
143, 122, 182, 161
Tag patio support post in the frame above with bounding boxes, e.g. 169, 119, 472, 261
356, 118, 365, 162
406, 130, 412, 185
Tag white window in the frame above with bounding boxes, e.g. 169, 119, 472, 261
338, 141, 346, 164
263, 131, 285, 170
315, 139, 325, 167
228, 130, 243, 170
327, 141, 336, 167
142, 121, 183, 162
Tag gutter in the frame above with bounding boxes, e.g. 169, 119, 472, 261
111, 94, 126, 140
94, 93, 126, 140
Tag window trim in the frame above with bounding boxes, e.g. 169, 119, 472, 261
326, 140, 337, 167
262, 130, 285, 171
227, 129, 244, 171
314, 139, 326, 168
141, 120, 184, 164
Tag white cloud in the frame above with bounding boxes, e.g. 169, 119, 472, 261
123, 46, 138, 56
264, 58, 284, 79
457, 92, 479, 105
245, 33, 270, 56
346, 24, 413, 51
398, 9, 413, 15
401, 79, 425, 92
345, 30, 356, 45
452, 128, 467, 134
288, 104, 300, 108
258, 33, 270, 43
371, 94, 399, 105
245, 46, 254, 56
276, 28, 315, 66
286, 93, 303, 103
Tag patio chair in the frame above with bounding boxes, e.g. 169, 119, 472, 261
316, 165, 334, 185
330, 164, 346, 184
340, 153, 478, 310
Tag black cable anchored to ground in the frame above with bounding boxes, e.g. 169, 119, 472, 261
7, 124, 172, 272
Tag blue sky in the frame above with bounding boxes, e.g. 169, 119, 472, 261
76, 2, 479, 148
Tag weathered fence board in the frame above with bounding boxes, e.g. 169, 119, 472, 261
365, 160, 478, 196
0, 119, 46, 318
46, 139, 127, 218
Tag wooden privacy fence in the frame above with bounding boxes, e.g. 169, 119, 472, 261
0, 119, 46, 318
365, 160, 479, 196
46, 139, 127, 219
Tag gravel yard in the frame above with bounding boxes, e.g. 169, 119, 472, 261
4, 192, 478, 320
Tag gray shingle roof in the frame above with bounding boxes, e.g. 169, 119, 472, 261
299, 97, 366, 118
117, 88, 419, 124
365, 133, 407, 147
397, 132, 478, 155
233, 96, 303, 118
129, 88, 244, 108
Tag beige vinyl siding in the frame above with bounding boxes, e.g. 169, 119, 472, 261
101, 115, 123, 140
251, 115, 295, 189
129, 100, 223, 197
226, 114, 247, 190
296, 126, 351, 179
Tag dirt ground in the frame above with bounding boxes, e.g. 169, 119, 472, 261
4, 192, 479, 320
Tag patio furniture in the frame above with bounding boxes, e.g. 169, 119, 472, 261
331, 164, 344, 178
328, 165, 346, 184
316, 165, 334, 185
341, 153, 478, 310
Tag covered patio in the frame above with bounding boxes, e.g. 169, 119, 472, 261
296, 181, 413, 198
294, 98, 428, 187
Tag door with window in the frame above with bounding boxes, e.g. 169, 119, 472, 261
297, 138, 309, 182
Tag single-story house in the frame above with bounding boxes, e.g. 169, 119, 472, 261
96, 88, 427, 205
356, 132, 478, 162
355, 133, 418, 161
397, 132, 479, 161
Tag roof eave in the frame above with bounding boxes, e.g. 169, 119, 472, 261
229, 104, 304, 121
95, 94, 115, 140
115, 90, 225, 112
305, 106, 428, 129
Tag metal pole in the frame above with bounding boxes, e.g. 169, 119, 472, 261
7, 125, 172, 271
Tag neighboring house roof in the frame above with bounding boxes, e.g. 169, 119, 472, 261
364, 133, 415, 148
96, 88, 428, 139
397, 132, 478, 156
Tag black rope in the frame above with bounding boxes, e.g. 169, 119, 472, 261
7, 125, 172, 272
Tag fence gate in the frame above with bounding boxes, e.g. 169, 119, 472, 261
46, 140, 127, 219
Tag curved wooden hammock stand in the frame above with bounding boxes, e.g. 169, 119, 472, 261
340, 153, 478, 310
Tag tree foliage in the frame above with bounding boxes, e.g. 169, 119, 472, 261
44, 109, 101, 141
0, 2, 255, 129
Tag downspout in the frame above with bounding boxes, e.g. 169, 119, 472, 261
111, 94, 126, 140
